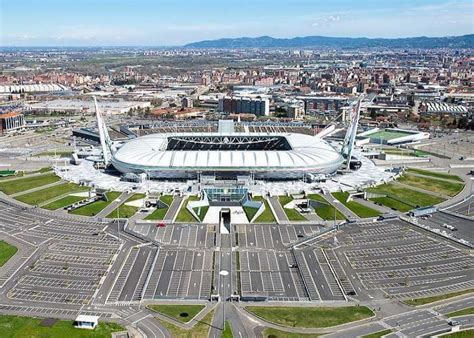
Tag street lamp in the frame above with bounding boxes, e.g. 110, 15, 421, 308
219, 270, 229, 331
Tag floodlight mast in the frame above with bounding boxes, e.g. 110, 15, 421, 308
94, 96, 115, 166
341, 95, 364, 170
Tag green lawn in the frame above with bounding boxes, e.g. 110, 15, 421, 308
440, 330, 474, 338
15, 183, 89, 206
362, 329, 393, 338
0, 167, 51, 181
42, 195, 87, 210
175, 196, 201, 222
145, 195, 174, 220
332, 192, 381, 218
70, 191, 121, 216
307, 194, 345, 220
222, 321, 233, 338
193, 206, 209, 222
0, 315, 124, 338
0, 241, 18, 267
147, 304, 204, 323
106, 193, 145, 219
406, 168, 464, 182
246, 306, 374, 328
253, 196, 276, 223
398, 174, 464, 197
34, 150, 73, 158
263, 328, 321, 338
367, 183, 444, 207
447, 307, 474, 317
157, 309, 214, 338
403, 289, 474, 306
370, 196, 413, 212
243, 205, 259, 222
278, 196, 306, 221
369, 130, 412, 140
0, 173, 60, 195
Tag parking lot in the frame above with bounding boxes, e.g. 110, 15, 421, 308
0, 200, 120, 308
141, 249, 214, 300
330, 219, 473, 300
239, 250, 308, 301
128, 222, 216, 248
234, 223, 322, 249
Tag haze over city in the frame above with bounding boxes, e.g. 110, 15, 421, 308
1, 0, 473, 46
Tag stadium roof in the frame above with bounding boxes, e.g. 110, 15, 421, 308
112, 132, 343, 176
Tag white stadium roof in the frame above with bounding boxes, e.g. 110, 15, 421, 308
112, 132, 343, 179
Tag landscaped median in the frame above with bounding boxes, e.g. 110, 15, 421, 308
155, 309, 215, 337
0, 240, 18, 267
15, 182, 89, 206
307, 194, 345, 221
252, 196, 276, 223
70, 191, 121, 216
403, 289, 474, 306
262, 327, 321, 337
0, 172, 60, 195
175, 195, 201, 222
278, 195, 307, 221
332, 192, 381, 218
398, 173, 464, 197
362, 329, 393, 338
145, 195, 174, 220
107, 193, 146, 218
367, 183, 444, 209
447, 307, 474, 317
245, 305, 374, 328
147, 304, 205, 323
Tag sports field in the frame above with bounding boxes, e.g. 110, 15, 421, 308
369, 130, 413, 140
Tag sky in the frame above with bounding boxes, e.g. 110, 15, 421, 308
0, 0, 473, 46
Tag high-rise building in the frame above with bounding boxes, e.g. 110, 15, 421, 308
218, 96, 270, 116
0, 112, 25, 135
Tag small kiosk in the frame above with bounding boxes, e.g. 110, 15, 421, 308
74, 315, 99, 330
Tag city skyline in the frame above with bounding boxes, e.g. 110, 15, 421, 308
1, 0, 473, 46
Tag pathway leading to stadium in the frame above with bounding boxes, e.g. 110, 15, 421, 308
268, 196, 289, 224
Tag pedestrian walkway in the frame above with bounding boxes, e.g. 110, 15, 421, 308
268, 196, 289, 224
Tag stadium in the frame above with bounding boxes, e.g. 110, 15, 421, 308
111, 131, 344, 180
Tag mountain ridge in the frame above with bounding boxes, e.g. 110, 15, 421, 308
184, 34, 474, 49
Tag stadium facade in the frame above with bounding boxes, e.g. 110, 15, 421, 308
111, 132, 344, 179
93, 96, 362, 181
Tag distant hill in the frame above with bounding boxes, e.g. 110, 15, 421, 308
184, 34, 474, 49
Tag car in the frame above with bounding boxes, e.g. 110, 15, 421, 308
448, 320, 460, 326
156, 222, 166, 228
